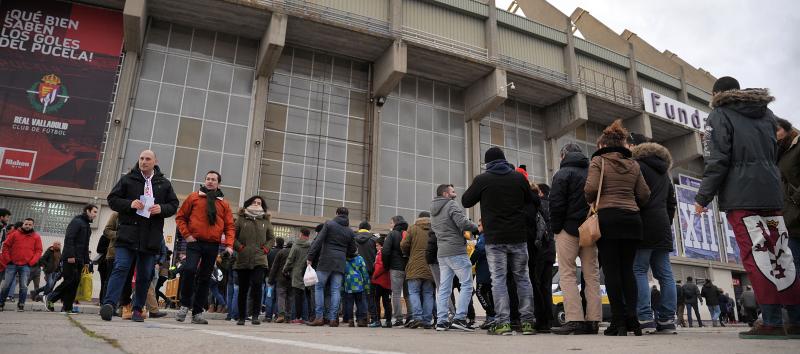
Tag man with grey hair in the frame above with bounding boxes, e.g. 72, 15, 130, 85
550, 143, 602, 335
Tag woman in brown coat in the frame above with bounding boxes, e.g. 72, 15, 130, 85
584, 119, 651, 336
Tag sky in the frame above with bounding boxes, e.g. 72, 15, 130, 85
496, 0, 800, 126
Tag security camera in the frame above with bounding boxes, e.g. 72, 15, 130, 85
114, 118, 121, 125
375, 96, 387, 107
254, 140, 261, 146
509, 82, 516, 90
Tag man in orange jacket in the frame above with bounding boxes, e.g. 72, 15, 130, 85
175, 171, 235, 324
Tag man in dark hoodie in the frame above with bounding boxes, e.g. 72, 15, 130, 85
48, 205, 98, 313
629, 137, 678, 335
694, 76, 800, 339
383, 215, 410, 327
550, 144, 601, 335
354, 221, 378, 324
463, 147, 536, 336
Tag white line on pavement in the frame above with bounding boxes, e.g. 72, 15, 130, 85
153, 323, 406, 354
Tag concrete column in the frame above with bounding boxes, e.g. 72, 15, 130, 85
373, 40, 407, 98
544, 92, 588, 139
625, 113, 653, 139
464, 68, 508, 122
626, 42, 642, 104
256, 13, 288, 78
123, 0, 147, 56
390, 0, 403, 36
97, 52, 140, 193
662, 131, 703, 167
678, 65, 689, 103
563, 17, 579, 85
485, 0, 498, 59
467, 119, 482, 221
368, 104, 382, 223
242, 77, 270, 198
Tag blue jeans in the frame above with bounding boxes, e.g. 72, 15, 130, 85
263, 284, 275, 318
343, 291, 368, 322
485, 243, 535, 324
761, 304, 800, 326
789, 238, 800, 276
633, 249, 676, 323
103, 247, 157, 311
0, 264, 30, 305
44, 272, 58, 295
210, 279, 226, 307
707, 305, 720, 321
226, 270, 239, 320
436, 254, 473, 322
315, 271, 343, 321
408, 278, 435, 323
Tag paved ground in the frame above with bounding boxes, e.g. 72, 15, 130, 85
1, 307, 798, 354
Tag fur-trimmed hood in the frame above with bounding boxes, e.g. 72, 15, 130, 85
711, 88, 775, 119
631, 142, 673, 173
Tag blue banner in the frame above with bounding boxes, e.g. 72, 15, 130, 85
675, 185, 721, 261
678, 174, 702, 189
719, 211, 741, 264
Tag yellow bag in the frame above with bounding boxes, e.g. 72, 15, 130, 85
76, 265, 93, 302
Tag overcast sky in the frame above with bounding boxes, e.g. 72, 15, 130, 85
496, 0, 800, 126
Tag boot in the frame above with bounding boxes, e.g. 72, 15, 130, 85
329, 319, 340, 327
357, 319, 368, 327
584, 321, 599, 334
209, 304, 216, 313
121, 304, 133, 320
348, 320, 355, 327
604, 320, 626, 336
275, 314, 286, 323
306, 318, 325, 326
626, 317, 642, 336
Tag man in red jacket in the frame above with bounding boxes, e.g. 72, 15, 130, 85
175, 170, 235, 324
0, 218, 42, 312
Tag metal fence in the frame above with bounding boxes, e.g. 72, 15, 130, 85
400, 26, 488, 62
577, 65, 642, 108
259, 0, 393, 37
495, 54, 570, 87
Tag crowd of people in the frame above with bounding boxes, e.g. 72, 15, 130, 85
0, 76, 798, 340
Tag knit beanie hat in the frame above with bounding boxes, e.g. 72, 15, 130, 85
484, 146, 506, 163
712, 76, 740, 93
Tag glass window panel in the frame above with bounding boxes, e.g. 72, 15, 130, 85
283, 134, 306, 164
346, 143, 364, 171
433, 159, 449, 184
398, 153, 414, 180
227, 96, 251, 126
490, 122, 504, 146
157, 84, 183, 115
163, 55, 188, 85
209, 64, 233, 92
450, 113, 465, 138
380, 149, 397, 178
302, 165, 323, 197
235, 38, 258, 67
324, 169, 345, 200
418, 79, 433, 104
328, 114, 348, 141
504, 125, 517, 149
416, 130, 432, 157
177, 117, 202, 148
518, 129, 532, 152
289, 77, 310, 107
286, 107, 307, 134
181, 88, 206, 119
349, 91, 366, 119
301, 196, 320, 216
433, 134, 449, 159
352, 62, 369, 90
151, 143, 175, 178
186, 60, 211, 89
224, 124, 247, 155
479, 123, 490, 144
146, 20, 169, 50
505, 150, 518, 167
222, 154, 245, 187
415, 156, 432, 183
190, 29, 215, 60
518, 152, 534, 172
348, 117, 365, 143
398, 209, 415, 225
281, 163, 303, 195
416, 105, 433, 131
152, 113, 179, 145
450, 162, 465, 186
268, 74, 289, 104
167, 24, 192, 55
312, 53, 332, 82
304, 137, 324, 166
172, 147, 198, 181
434, 109, 449, 134
129, 109, 154, 141
308, 82, 328, 112
231, 68, 254, 96
381, 99, 398, 124
433, 83, 448, 108
200, 120, 225, 151
307, 111, 326, 136
398, 126, 415, 153
292, 48, 313, 78
532, 132, 545, 155
122, 140, 149, 173
134, 80, 159, 110
397, 179, 415, 209
326, 141, 346, 170
332, 58, 350, 86
451, 90, 464, 110
280, 194, 302, 215
213, 33, 237, 64
400, 76, 416, 100
450, 138, 465, 163
140, 51, 165, 81
378, 177, 397, 208
330, 86, 349, 116
416, 182, 432, 211
534, 155, 546, 179
172, 180, 195, 197
378, 206, 395, 224
276, 50, 292, 75
398, 101, 416, 127
205, 92, 229, 122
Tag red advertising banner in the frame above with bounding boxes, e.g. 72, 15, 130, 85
0, 0, 123, 189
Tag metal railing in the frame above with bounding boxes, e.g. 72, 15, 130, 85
259, 0, 392, 37
495, 54, 570, 87
577, 65, 642, 108
400, 26, 488, 62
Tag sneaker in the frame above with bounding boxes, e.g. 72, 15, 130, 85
132, 309, 145, 322
423, 323, 433, 330
237, 319, 246, 325
553, 321, 588, 335
0, 303, 4, 311
487, 323, 513, 336
435, 321, 451, 331
149, 312, 167, 319
655, 321, 678, 335
17, 304, 24, 312
100, 304, 114, 321
640, 320, 657, 334
252, 318, 261, 325
46, 300, 55, 312
191, 313, 208, 325
392, 319, 404, 327
521, 322, 536, 335
176, 306, 189, 322
368, 320, 382, 328
407, 320, 421, 329
480, 320, 496, 330
451, 319, 474, 332
384, 320, 393, 328
739, 323, 787, 340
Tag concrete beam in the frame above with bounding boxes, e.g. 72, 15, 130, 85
390, 0, 402, 35
242, 77, 270, 198
662, 132, 703, 167
372, 40, 407, 98
256, 13, 287, 78
563, 16, 579, 85
625, 113, 653, 139
123, 0, 147, 55
545, 92, 588, 139
464, 68, 508, 122
677, 65, 689, 103
485, 0, 498, 59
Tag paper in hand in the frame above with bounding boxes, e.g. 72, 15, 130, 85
136, 195, 155, 218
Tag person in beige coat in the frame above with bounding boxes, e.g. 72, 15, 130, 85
401, 212, 435, 329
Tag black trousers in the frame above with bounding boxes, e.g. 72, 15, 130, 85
596, 238, 638, 324
98, 256, 110, 303
374, 284, 392, 321
180, 241, 219, 315
476, 283, 495, 319
237, 267, 266, 321
156, 276, 168, 304
531, 254, 554, 328
50, 263, 81, 311
293, 286, 314, 320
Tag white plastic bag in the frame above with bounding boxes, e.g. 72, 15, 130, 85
303, 264, 318, 287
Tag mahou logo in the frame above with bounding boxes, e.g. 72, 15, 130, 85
0, 148, 36, 180
26, 74, 70, 114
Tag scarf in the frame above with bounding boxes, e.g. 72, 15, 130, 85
244, 205, 265, 218
200, 186, 224, 225
778, 130, 798, 159
486, 159, 514, 175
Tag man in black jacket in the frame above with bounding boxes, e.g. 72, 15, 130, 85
101, 150, 179, 322
694, 77, 800, 339
48, 204, 98, 313
683, 277, 704, 328
675, 280, 686, 327
463, 147, 536, 336
550, 144, 601, 335
382, 215, 410, 327
306, 207, 357, 327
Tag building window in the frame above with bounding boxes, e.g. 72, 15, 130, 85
259, 47, 370, 221
122, 20, 258, 207
378, 76, 466, 224
479, 99, 547, 183
0, 196, 84, 249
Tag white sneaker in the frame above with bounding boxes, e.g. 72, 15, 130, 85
176, 306, 189, 322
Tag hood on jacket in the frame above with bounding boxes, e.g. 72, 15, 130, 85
711, 88, 775, 119
294, 238, 310, 248
560, 151, 589, 169
592, 146, 637, 174
391, 220, 408, 232
431, 197, 453, 217
332, 215, 350, 227
414, 217, 431, 229
631, 142, 672, 174
355, 231, 373, 244
486, 159, 514, 175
